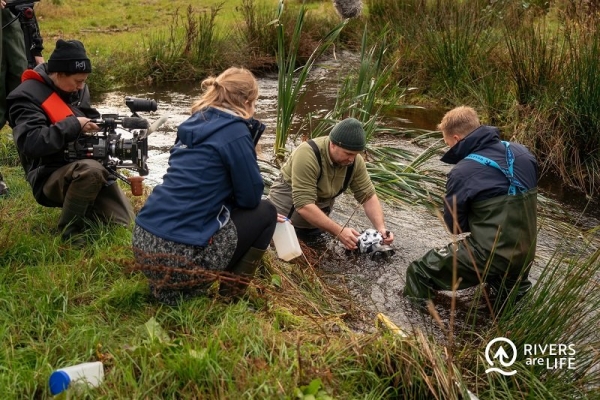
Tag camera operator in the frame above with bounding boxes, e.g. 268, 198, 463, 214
6, 39, 134, 246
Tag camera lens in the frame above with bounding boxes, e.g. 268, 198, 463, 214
125, 97, 158, 112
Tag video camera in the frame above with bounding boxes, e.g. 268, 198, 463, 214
64, 97, 165, 190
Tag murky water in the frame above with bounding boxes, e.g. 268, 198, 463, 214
93, 55, 600, 338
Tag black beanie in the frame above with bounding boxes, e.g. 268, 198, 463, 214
47, 39, 92, 74
329, 118, 366, 151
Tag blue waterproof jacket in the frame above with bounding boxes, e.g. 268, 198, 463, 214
135, 107, 264, 246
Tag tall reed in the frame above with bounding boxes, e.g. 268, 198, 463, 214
555, 22, 600, 193
306, 27, 397, 140
421, 2, 498, 99
274, 0, 347, 160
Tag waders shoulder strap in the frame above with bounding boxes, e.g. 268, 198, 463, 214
287, 139, 354, 219
465, 141, 528, 195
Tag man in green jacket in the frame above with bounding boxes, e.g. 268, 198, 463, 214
403, 106, 538, 311
268, 118, 394, 250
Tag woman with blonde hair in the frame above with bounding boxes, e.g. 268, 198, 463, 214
133, 67, 277, 304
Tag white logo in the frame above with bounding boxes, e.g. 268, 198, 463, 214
75, 61, 87, 71
485, 337, 517, 376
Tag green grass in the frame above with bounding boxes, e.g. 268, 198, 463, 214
4, 0, 600, 397
3, 121, 600, 399
0, 156, 471, 398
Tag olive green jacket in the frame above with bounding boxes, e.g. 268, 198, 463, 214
268, 136, 375, 229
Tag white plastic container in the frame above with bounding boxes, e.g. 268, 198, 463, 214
49, 361, 104, 396
272, 219, 303, 261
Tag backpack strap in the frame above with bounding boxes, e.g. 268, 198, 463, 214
307, 139, 324, 182
286, 139, 355, 219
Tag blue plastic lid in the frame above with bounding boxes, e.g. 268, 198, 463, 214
49, 370, 71, 396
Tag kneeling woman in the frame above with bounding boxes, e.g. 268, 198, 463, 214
133, 67, 278, 305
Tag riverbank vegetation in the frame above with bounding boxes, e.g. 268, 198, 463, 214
35, 0, 600, 194
366, 0, 600, 195
1, 0, 600, 398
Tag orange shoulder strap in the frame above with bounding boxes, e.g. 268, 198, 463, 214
21, 69, 75, 124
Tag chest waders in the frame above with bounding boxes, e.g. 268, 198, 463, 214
403, 141, 534, 307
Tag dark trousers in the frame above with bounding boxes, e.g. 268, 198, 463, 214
1, 8, 28, 128
227, 199, 277, 268
42, 160, 134, 227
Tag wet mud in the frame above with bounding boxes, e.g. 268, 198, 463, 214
95, 55, 600, 339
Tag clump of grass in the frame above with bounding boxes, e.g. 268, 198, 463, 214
503, 19, 565, 106
235, 0, 280, 70
416, 1, 498, 100
139, 4, 227, 84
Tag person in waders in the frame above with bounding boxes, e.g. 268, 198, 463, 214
403, 106, 538, 313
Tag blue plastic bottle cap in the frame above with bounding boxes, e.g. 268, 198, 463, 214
49, 370, 71, 396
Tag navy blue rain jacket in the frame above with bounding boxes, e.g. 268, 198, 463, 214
441, 125, 538, 234
135, 107, 264, 246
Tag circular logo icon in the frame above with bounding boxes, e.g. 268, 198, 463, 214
485, 337, 517, 376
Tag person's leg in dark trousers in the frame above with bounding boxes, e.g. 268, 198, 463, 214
87, 182, 134, 226
221, 200, 277, 295
43, 160, 132, 243
1, 8, 28, 196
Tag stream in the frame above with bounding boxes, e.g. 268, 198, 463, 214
93, 54, 600, 338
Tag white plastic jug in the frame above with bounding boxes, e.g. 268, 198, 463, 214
49, 361, 104, 396
272, 219, 302, 261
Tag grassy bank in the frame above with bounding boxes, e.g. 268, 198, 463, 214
2, 132, 600, 398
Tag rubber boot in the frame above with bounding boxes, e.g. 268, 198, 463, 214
220, 247, 266, 297
59, 195, 90, 247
